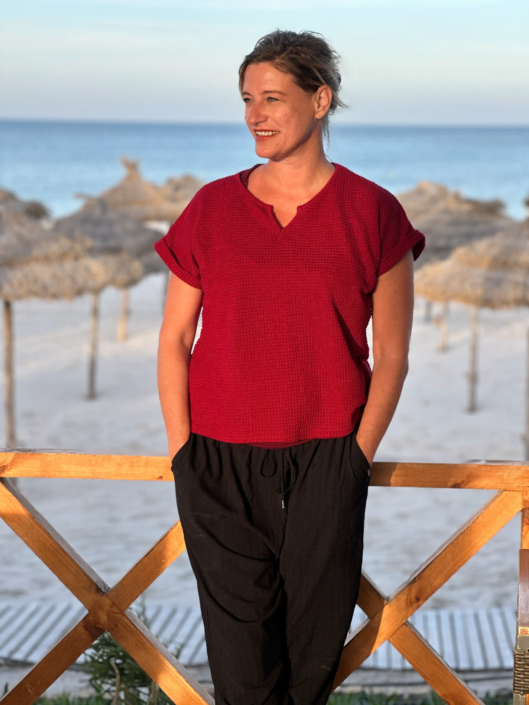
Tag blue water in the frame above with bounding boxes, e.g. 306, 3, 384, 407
1, 120, 527, 220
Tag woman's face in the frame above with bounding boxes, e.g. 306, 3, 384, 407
241, 62, 330, 161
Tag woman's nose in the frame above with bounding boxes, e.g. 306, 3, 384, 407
247, 102, 266, 125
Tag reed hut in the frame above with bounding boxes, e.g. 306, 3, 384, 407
415, 219, 529, 443
0, 208, 143, 447
52, 199, 154, 340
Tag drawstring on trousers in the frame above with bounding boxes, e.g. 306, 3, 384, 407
259, 447, 299, 508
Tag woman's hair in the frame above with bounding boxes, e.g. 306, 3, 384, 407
238, 29, 346, 145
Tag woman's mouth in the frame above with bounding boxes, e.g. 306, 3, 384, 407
254, 131, 280, 140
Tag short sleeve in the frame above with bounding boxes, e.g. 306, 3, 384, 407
377, 190, 426, 277
153, 196, 203, 289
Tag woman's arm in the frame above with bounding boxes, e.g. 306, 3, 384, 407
355, 249, 415, 466
157, 273, 203, 459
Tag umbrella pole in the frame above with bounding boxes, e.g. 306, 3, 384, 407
424, 299, 433, 323
88, 293, 99, 400
438, 302, 449, 352
467, 306, 479, 412
117, 288, 129, 342
3, 300, 16, 448
162, 271, 169, 313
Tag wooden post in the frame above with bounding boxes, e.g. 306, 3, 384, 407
467, 306, 479, 412
87, 293, 99, 400
117, 289, 129, 342
438, 302, 449, 352
424, 299, 433, 323
3, 300, 15, 448
513, 492, 529, 704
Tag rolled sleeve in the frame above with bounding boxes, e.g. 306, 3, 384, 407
377, 190, 426, 277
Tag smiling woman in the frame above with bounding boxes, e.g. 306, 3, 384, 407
154, 28, 425, 705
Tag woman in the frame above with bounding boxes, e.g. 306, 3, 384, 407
155, 29, 425, 705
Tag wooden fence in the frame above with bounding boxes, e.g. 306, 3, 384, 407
1, 451, 528, 705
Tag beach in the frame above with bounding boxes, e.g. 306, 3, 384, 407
0, 271, 525, 612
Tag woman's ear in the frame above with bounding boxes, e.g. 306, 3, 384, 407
314, 85, 333, 119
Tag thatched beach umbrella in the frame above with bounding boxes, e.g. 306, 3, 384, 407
0, 208, 88, 447
415, 220, 529, 418
52, 199, 155, 341
75, 157, 205, 314
0, 207, 144, 447
75, 157, 193, 224
0, 188, 50, 220
399, 181, 516, 325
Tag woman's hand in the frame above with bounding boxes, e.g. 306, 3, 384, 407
169, 433, 191, 461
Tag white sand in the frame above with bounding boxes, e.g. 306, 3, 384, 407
0, 273, 526, 611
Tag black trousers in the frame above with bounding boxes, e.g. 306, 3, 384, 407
171, 420, 371, 705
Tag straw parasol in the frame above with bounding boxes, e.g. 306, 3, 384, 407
75, 157, 198, 224
0, 188, 50, 221
398, 180, 516, 325
0, 207, 144, 447
52, 199, 155, 340
397, 180, 514, 265
415, 218, 529, 436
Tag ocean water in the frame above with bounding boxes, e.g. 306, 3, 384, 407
0, 119, 527, 220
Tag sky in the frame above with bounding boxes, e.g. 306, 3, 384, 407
0, 0, 527, 125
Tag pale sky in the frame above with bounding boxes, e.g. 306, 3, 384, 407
1, 0, 527, 124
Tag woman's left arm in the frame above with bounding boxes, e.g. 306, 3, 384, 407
355, 249, 415, 466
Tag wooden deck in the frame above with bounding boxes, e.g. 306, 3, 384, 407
0, 601, 516, 673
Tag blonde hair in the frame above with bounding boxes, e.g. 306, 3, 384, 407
239, 29, 347, 145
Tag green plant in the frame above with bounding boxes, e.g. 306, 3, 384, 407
80, 601, 182, 705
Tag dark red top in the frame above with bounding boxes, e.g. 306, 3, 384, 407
154, 163, 425, 447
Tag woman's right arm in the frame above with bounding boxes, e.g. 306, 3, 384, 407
157, 273, 204, 460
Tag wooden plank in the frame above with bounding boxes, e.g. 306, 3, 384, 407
476, 609, 501, 670
146, 604, 176, 643
340, 491, 521, 678
502, 606, 517, 647
164, 606, 194, 648
425, 610, 442, 660
336, 573, 485, 703
463, 609, 486, 671
178, 613, 206, 666
489, 607, 514, 669
452, 609, 470, 670
0, 603, 41, 652
439, 609, 457, 669
389, 621, 485, 705
8, 603, 60, 662
2, 451, 529, 489
0, 480, 212, 705
34, 604, 88, 663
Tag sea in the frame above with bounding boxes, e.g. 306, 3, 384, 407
0, 120, 528, 221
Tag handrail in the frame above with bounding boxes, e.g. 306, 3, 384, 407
1, 451, 528, 705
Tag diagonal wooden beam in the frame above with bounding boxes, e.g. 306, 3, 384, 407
2, 519, 190, 704
0, 479, 213, 705
334, 491, 521, 691
333, 571, 485, 704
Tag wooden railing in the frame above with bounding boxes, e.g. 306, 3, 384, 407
1, 452, 528, 705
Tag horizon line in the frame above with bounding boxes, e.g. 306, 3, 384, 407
1, 117, 528, 129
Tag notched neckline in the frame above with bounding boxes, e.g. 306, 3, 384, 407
238, 162, 341, 232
